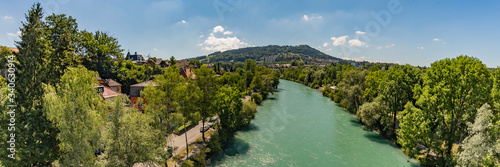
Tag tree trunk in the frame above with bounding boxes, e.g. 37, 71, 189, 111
184, 121, 189, 160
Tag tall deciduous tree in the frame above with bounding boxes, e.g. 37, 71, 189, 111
457, 103, 496, 167
80, 30, 123, 79
414, 55, 491, 165
13, 3, 59, 166
379, 65, 420, 136
46, 14, 81, 84
214, 87, 243, 143
173, 78, 201, 159
43, 66, 107, 166
103, 95, 166, 166
195, 65, 218, 141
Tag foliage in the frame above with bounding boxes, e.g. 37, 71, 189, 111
12, 3, 59, 165
101, 95, 165, 166
457, 103, 496, 167
80, 30, 123, 79
251, 93, 263, 105
414, 55, 491, 165
192, 45, 341, 63
45, 13, 81, 84
43, 66, 106, 166
356, 98, 386, 131
398, 102, 431, 159
195, 65, 219, 141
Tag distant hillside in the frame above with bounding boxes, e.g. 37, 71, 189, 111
192, 45, 343, 63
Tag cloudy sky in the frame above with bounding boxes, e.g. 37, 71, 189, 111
1, 0, 500, 67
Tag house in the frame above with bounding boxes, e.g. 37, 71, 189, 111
125, 51, 146, 66
179, 68, 196, 79
154, 58, 169, 68
97, 77, 122, 92
176, 60, 190, 69
96, 77, 123, 101
129, 80, 157, 110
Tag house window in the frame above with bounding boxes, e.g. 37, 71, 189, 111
112, 87, 117, 91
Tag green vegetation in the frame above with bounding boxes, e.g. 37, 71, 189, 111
279, 55, 500, 166
193, 45, 341, 63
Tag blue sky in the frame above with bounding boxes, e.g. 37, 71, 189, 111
1, 0, 500, 67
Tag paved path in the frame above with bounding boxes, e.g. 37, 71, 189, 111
169, 121, 204, 156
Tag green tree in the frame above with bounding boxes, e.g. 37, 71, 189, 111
379, 65, 420, 136
80, 30, 123, 79
214, 87, 243, 143
13, 3, 59, 165
195, 65, 218, 141
356, 98, 386, 131
102, 95, 165, 166
170, 56, 177, 65
173, 78, 201, 159
457, 103, 496, 167
45, 13, 81, 84
43, 66, 107, 166
398, 102, 431, 159
414, 55, 491, 165
335, 69, 367, 113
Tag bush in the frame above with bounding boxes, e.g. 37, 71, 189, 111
241, 101, 257, 125
181, 159, 195, 167
251, 93, 263, 105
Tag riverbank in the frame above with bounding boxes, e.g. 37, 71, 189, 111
210, 80, 419, 166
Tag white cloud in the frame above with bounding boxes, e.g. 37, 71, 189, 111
348, 39, 366, 47
302, 14, 323, 21
417, 46, 424, 50
433, 38, 441, 42
3, 16, 13, 20
6, 31, 21, 37
342, 56, 366, 61
323, 42, 329, 47
177, 20, 187, 24
385, 43, 395, 48
199, 35, 205, 38
376, 46, 382, 50
200, 27, 249, 52
213, 25, 225, 33
331, 35, 348, 46
326, 48, 332, 52
153, 48, 158, 51
355, 31, 366, 35
365, 44, 373, 48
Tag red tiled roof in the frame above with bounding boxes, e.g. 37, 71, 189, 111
8, 48, 18, 53
180, 68, 196, 79
101, 86, 123, 99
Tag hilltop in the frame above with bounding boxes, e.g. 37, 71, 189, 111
192, 45, 343, 64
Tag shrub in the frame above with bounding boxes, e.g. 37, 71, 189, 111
251, 93, 263, 105
181, 159, 195, 167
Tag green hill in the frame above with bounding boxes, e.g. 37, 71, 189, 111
192, 45, 343, 63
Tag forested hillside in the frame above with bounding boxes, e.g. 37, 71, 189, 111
192, 45, 342, 63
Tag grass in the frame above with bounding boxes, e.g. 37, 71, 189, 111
194, 129, 215, 144
173, 146, 195, 161
174, 121, 193, 134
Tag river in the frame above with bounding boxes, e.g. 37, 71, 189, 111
211, 79, 419, 166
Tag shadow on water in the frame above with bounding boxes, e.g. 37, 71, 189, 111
274, 88, 285, 92
222, 138, 250, 156
238, 123, 259, 132
363, 133, 397, 147
265, 97, 277, 100
349, 119, 363, 128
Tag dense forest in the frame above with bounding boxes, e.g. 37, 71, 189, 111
192, 45, 342, 63
0, 4, 279, 166
278, 56, 500, 166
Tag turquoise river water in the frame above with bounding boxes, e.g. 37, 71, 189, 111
211, 79, 419, 167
